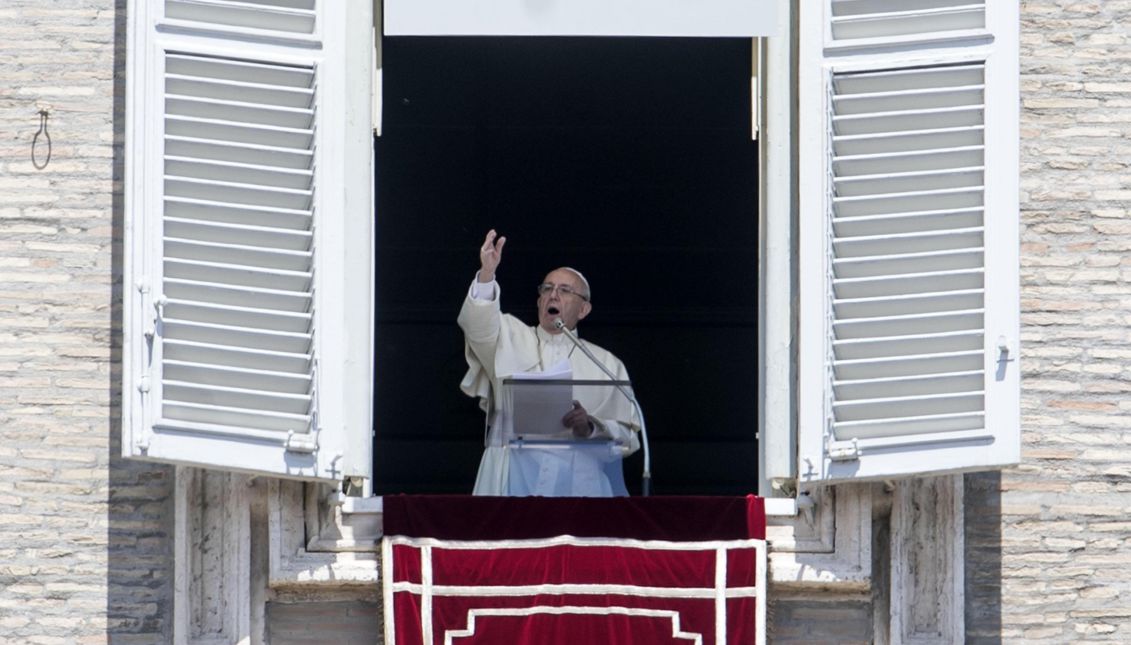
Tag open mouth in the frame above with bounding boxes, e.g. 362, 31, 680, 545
547, 306, 560, 316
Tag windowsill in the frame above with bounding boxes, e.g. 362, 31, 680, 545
338, 494, 797, 519
342, 495, 384, 514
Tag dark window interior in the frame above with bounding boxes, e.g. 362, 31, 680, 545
373, 37, 759, 495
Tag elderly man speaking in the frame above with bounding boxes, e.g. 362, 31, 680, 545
458, 230, 642, 496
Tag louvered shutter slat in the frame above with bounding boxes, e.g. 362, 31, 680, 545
830, 1, 985, 41
834, 310, 983, 341
166, 74, 314, 108
166, 136, 312, 169
833, 208, 983, 237
836, 289, 986, 319
165, 238, 312, 272
833, 269, 983, 301
834, 370, 983, 401
164, 217, 313, 251
834, 186, 983, 218
166, 117, 314, 149
164, 339, 311, 372
165, 177, 312, 210
834, 348, 982, 377
166, 96, 313, 129
836, 127, 985, 156
165, 360, 311, 394
835, 168, 984, 198
161, 401, 311, 433
165, 198, 311, 230
834, 86, 984, 115
834, 228, 983, 257
834, 413, 986, 440
165, 158, 313, 190
164, 302, 312, 333
165, 258, 311, 292
163, 380, 311, 412
166, 0, 317, 34
835, 147, 984, 177
164, 278, 310, 312
834, 248, 984, 278
835, 107, 983, 137
167, 52, 314, 86
834, 331, 983, 361
834, 391, 983, 423
162, 319, 311, 354
834, 289, 983, 319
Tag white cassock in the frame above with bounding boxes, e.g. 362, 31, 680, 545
458, 277, 641, 496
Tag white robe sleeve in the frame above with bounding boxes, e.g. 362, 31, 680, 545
457, 278, 501, 408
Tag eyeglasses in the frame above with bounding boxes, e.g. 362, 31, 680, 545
537, 282, 590, 302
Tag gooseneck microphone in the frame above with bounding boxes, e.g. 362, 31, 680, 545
554, 318, 653, 496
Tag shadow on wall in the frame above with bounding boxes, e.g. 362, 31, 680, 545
109, 1, 177, 641
965, 471, 1004, 644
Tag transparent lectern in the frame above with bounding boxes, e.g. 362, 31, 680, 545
497, 378, 636, 497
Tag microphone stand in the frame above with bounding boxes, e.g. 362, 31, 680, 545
554, 319, 652, 496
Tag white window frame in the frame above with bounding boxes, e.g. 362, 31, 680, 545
161, 2, 1020, 611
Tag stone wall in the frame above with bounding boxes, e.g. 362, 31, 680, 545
0, 1, 177, 643
963, 0, 1131, 641
267, 601, 381, 645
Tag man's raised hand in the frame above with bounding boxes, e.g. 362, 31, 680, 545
478, 229, 506, 283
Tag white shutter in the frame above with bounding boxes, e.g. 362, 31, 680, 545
123, 0, 373, 482
797, 1, 1018, 483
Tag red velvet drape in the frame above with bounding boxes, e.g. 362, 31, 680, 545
383, 495, 766, 645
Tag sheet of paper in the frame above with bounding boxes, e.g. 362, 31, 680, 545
508, 360, 573, 438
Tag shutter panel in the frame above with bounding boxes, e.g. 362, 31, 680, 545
798, 1, 1017, 483
123, 0, 373, 482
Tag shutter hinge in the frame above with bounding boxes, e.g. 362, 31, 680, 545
285, 431, 317, 454
997, 335, 1016, 363
828, 437, 860, 462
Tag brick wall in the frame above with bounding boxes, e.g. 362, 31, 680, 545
963, 0, 1131, 641
0, 1, 175, 643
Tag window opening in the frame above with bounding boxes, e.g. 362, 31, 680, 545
373, 36, 759, 495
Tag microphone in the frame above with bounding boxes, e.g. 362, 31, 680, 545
553, 318, 653, 496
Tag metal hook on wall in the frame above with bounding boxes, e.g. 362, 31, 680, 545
32, 109, 51, 170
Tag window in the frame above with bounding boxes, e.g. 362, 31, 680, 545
123, 0, 1019, 500
372, 35, 761, 495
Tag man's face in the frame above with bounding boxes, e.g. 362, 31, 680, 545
537, 268, 592, 333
